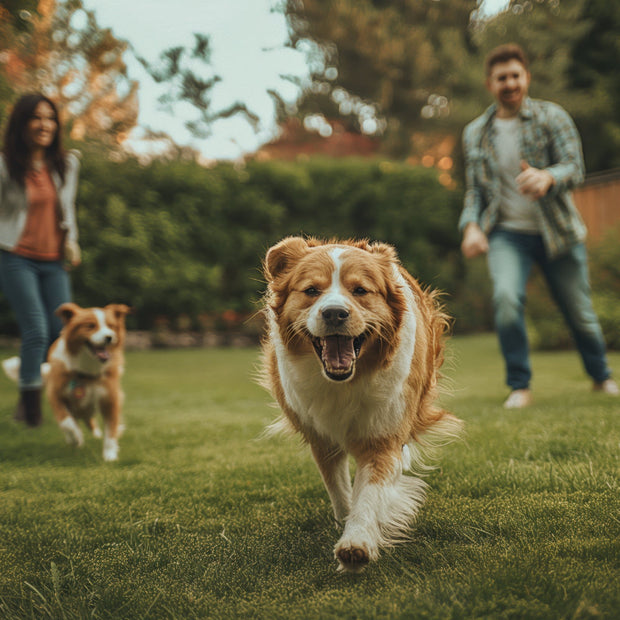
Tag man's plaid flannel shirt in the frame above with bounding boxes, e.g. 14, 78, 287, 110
459, 97, 587, 258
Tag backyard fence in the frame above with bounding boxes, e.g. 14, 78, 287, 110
574, 168, 620, 242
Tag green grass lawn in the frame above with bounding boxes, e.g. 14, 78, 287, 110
0, 335, 618, 619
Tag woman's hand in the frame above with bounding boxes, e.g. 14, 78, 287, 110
64, 239, 82, 267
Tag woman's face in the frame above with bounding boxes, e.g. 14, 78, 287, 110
25, 101, 58, 151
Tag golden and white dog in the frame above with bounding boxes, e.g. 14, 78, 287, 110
260, 237, 461, 572
3, 303, 130, 461
47, 303, 130, 461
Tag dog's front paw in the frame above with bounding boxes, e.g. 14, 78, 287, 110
334, 540, 372, 573
59, 417, 84, 447
103, 438, 119, 462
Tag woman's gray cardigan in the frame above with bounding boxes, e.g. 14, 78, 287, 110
0, 150, 80, 252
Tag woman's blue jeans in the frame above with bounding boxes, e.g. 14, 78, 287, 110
0, 251, 71, 389
487, 230, 611, 390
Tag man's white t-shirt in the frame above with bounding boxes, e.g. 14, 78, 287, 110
494, 117, 539, 233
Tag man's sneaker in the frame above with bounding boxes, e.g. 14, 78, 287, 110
503, 389, 532, 409
593, 379, 620, 396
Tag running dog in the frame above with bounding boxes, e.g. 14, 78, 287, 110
260, 237, 461, 572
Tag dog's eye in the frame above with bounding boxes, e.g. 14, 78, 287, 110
353, 287, 368, 296
85, 322, 97, 330
303, 287, 321, 297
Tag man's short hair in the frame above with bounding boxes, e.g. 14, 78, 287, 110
485, 43, 529, 76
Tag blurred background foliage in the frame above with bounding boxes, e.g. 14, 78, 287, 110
0, 0, 618, 349
283, 0, 620, 171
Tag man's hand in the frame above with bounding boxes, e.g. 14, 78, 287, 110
516, 160, 555, 200
461, 223, 489, 259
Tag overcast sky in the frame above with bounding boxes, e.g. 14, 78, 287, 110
80, 0, 509, 161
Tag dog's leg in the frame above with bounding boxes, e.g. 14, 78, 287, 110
100, 389, 123, 462
46, 386, 84, 446
86, 417, 103, 439
58, 416, 84, 446
102, 427, 119, 462
48, 394, 84, 448
310, 441, 352, 525
334, 443, 427, 573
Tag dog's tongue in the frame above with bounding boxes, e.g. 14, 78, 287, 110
322, 336, 355, 370
95, 349, 110, 362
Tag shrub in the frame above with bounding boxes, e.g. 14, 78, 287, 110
69, 155, 466, 331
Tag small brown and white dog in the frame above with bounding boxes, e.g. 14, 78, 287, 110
260, 237, 461, 572
47, 303, 130, 461
3, 303, 130, 461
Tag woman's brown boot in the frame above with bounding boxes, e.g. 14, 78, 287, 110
21, 389, 42, 427
13, 395, 25, 422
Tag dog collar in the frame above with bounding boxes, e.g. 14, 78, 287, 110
68, 371, 101, 399
68, 377, 87, 400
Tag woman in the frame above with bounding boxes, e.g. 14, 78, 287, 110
0, 93, 81, 426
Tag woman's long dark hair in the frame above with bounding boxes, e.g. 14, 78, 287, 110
2, 93, 66, 185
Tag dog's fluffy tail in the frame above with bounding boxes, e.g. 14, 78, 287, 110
2, 356, 50, 384
404, 414, 464, 475
2, 356, 20, 383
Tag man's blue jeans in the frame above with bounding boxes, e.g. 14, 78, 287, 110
487, 230, 611, 390
0, 251, 71, 389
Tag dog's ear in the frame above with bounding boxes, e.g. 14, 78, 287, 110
264, 237, 309, 280
367, 241, 398, 263
55, 302, 81, 324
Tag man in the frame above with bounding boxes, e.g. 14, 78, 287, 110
459, 43, 618, 408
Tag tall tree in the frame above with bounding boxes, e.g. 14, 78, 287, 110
284, 0, 480, 159
567, 0, 620, 171
0, 0, 40, 124
0, 0, 138, 150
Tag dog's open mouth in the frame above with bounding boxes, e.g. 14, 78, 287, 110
312, 334, 365, 381
86, 342, 111, 363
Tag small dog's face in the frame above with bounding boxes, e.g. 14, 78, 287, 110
265, 237, 406, 382
56, 303, 131, 362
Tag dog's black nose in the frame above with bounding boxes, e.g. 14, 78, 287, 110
104, 335, 113, 345
321, 306, 350, 327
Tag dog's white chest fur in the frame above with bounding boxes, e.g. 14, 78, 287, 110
270, 286, 417, 446
49, 338, 105, 377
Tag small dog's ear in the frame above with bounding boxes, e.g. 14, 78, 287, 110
55, 302, 81, 324
265, 237, 308, 280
